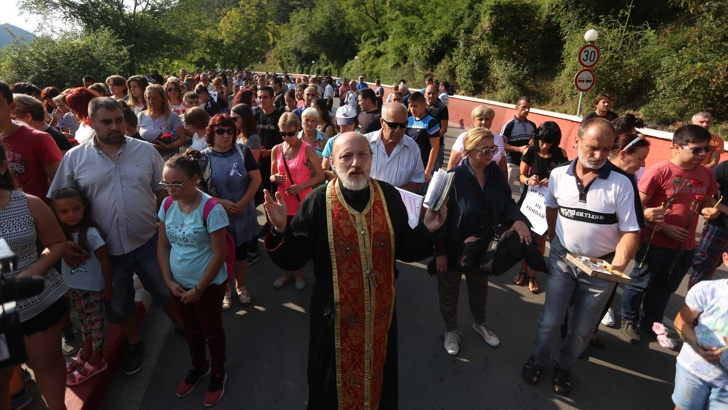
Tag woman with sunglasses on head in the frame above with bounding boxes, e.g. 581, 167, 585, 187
513, 122, 569, 293
157, 149, 229, 407
138, 84, 187, 159
434, 127, 531, 356
270, 112, 324, 290
199, 114, 261, 310
165, 78, 186, 115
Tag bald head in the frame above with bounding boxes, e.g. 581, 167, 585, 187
331, 132, 372, 191
425, 84, 438, 105
332, 132, 370, 159
381, 102, 406, 122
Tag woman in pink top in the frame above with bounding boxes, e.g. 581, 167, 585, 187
270, 112, 324, 290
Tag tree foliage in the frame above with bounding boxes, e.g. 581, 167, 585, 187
5, 0, 728, 126
18, 0, 180, 73
0, 28, 129, 88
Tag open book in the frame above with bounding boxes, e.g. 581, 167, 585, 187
423, 169, 454, 211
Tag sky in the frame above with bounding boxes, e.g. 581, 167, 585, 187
3, 1, 42, 33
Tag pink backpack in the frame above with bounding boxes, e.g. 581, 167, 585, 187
162, 196, 235, 283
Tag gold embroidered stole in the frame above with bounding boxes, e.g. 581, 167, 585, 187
326, 179, 396, 410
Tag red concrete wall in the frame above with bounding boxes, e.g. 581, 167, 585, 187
379, 85, 728, 169
271, 74, 726, 168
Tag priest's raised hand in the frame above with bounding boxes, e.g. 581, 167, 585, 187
423, 201, 448, 232
263, 189, 288, 233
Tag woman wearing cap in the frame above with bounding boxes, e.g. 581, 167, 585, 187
321, 105, 358, 180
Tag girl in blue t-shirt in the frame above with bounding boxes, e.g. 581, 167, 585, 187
157, 149, 230, 407
51, 187, 113, 386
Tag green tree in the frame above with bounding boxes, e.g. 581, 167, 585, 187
644, 0, 728, 122
19, 0, 182, 73
273, 0, 358, 70
0, 28, 130, 88
218, 0, 275, 69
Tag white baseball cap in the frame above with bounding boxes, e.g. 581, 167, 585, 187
336, 105, 357, 125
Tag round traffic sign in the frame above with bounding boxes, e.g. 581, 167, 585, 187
574, 69, 595, 92
578, 44, 600, 68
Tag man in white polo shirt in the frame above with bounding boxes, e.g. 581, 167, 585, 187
522, 118, 640, 396
364, 102, 424, 193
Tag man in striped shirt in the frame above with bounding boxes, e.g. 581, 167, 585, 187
501, 97, 536, 194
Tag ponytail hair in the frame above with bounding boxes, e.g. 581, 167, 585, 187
165, 148, 203, 179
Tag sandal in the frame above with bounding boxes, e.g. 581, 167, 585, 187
522, 356, 543, 384
553, 367, 572, 396
66, 349, 87, 374
67, 360, 108, 386
528, 276, 540, 294
513, 272, 528, 286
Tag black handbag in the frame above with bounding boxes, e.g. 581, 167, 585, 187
456, 176, 547, 276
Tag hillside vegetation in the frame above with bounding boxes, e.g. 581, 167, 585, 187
1, 0, 726, 130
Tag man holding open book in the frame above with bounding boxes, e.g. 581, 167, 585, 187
522, 118, 641, 396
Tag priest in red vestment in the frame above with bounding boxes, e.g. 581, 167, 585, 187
264, 132, 447, 410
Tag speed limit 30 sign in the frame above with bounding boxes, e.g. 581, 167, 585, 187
578, 44, 600, 68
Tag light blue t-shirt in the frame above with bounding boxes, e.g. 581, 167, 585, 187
62, 227, 106, 292
677, 279, 728, 389
158, 192, 229, 289
322, 133, 339, 161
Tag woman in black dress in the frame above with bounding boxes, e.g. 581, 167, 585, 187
514, 121, 569, 293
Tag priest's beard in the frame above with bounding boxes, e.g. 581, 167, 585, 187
337, 166, 371, 191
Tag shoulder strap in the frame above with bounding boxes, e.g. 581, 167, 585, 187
202, 197, 218, 221
163, 196, 174, 214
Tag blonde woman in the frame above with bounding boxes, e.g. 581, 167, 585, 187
138, 84, 187, 158
434, 127, 531, 355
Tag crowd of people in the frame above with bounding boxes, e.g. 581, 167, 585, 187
0, 68, 727, 410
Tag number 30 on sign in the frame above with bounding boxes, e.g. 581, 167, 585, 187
578, 44, 600, 68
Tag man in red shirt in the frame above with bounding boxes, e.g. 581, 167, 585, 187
0, 81, 61, 199
620, 124, 720, 344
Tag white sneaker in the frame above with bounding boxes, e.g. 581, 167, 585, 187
472, 323, 500, 347
237, 287, 251, 305
222, 292, 232, 311
444, 330, 460, 356
601, 308, 615, 327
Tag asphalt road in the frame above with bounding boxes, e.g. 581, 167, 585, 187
93, 122, 727, 410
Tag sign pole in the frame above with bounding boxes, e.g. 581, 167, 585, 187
575, 39, 600, 117
577, 91, 584, 117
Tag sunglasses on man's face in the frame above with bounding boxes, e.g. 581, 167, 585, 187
681, 145, 712, 155
384, 120, 407, 129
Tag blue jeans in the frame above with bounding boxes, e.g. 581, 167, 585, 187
621, 244, 694, 326
672, 362, 728, 410
531, 237, 615, 369
106, 232, 172, 323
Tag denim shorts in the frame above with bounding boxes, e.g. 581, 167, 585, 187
105, 233, 172, 323
673, 362, 728, 410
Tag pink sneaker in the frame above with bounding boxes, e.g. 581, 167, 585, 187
204, 372, 226, 407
